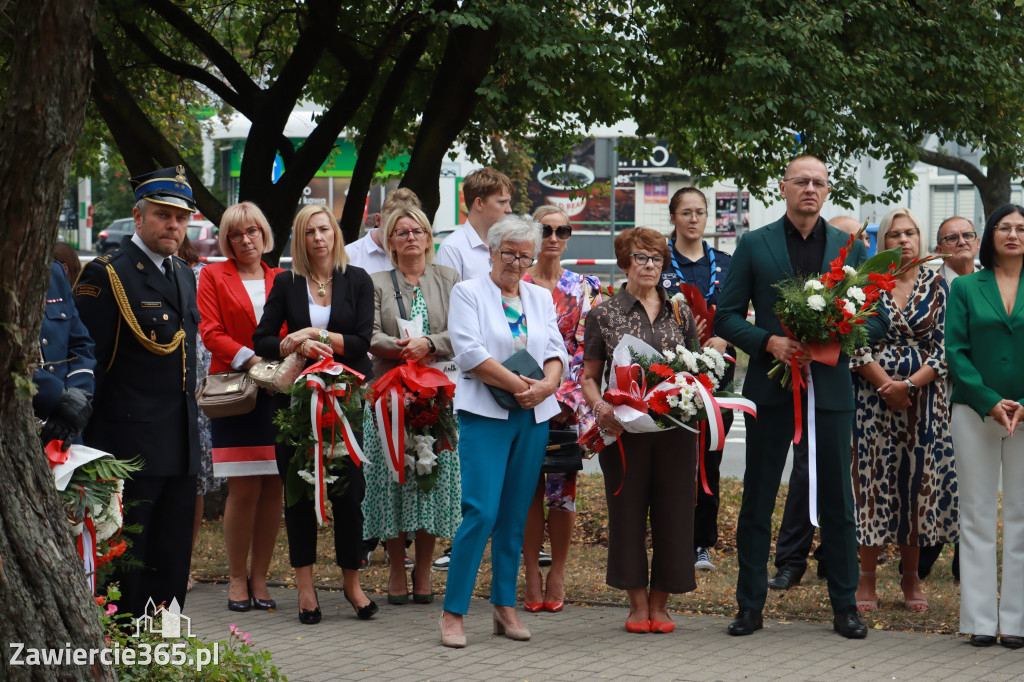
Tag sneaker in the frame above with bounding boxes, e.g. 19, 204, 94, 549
538, 550, 552, 567
433, 548, 452, 571
695, 547, 715, 571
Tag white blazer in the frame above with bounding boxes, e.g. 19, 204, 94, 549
448, 275, 568, 423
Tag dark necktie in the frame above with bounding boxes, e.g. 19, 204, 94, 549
163, 258, 175, 284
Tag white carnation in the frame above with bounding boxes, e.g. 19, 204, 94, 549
804, 279, 824, 291
297, 470, 316, 484
844, 300, 856, 316
670, 292, 686, 303
806, 294, 826, 311
847, 286, 866, 306
680, 349, 699, 373
663, 349, 676, 362
843, 265, 857, 277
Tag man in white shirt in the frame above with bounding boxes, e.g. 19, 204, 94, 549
435, 168, 514, 280
346, 187, 422, 275
935, 216, 980, 283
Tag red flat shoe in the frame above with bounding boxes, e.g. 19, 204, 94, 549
543, 600, 564, 613
524, 602, 543, 613
625, 618, 651, 633
649, 618, 675, 633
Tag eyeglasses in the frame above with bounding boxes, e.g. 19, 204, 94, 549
994, 223, 1024, 237
673, 209, 708, 218
542, 224, 572, 240
783, 177, 830, 190
227, 226, 262, 242
630, 253, 664, 267
393, 228, 428, 240
885, 227, 920, 241
938, 231, 978, 246
498, 250, 535, 268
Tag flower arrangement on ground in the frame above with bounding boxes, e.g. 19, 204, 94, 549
274, 356, 367, 525
370, 361, 458, 494
46, 442, 142, 592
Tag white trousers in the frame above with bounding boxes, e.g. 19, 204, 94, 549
952, 403, 1024, 637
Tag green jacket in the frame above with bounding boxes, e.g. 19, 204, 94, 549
946, 268, 1024, 417
713, 217, 867, 410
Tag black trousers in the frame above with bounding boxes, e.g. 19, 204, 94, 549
773, 435, 825, 576
693, 409, 734, 550
113, 475, 196, 617
276, 445, 366, 570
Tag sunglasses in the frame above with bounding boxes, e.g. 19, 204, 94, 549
542, 224, 572, 240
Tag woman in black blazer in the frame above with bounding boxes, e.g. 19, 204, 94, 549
253, 205, 376, 624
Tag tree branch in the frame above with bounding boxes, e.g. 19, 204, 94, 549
144, 0, 261, 104
915, 145, 988, 189
91, 42, 226, 224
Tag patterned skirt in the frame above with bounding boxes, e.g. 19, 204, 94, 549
360, 404, 462, 540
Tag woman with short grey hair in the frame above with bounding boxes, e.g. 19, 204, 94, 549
439, 213, 567, 648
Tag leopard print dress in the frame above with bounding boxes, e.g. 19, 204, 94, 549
849, 267, 958, 547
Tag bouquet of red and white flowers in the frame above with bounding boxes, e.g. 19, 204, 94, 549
768, 226, 938, 387
579, 334, 756, 464
370, 361, 458, 494
275, 357, 367, 525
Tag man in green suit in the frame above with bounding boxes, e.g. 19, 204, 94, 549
714, 155, 868, 639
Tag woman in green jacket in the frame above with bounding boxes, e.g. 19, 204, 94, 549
946, 203, 1024, 650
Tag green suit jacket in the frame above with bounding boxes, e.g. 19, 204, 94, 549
713, 217, 868, 410
946, 268, 1024, 417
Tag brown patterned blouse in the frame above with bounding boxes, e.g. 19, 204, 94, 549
583, 286, 698, 384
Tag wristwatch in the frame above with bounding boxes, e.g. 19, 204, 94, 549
903, 378, 918, 397
426, 337, 436, 354
318, 329, 330, 345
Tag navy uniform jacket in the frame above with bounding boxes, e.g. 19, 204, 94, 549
33, 262, 96, 420
74, 237, 200, 476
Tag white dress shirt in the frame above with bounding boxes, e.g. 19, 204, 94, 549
435, 222, 491, 280
345, 229, 393, 274
447, 275, 568, 423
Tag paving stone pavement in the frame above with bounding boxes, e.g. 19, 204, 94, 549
182, 583, 1023, 681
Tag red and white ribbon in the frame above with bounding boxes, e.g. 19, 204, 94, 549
79, 516, 97, 594
301, 365, 366, 526
806, 370, 819, 528
374, 387, 406, 484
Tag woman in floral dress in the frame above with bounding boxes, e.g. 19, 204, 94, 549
361, 206, 462, 604
849, 207, 957, 613
521, 206, 602, 612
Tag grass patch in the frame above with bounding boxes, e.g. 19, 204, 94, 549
190, 475, 962, 633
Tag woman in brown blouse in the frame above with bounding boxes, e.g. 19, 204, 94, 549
581, 227, 699, 635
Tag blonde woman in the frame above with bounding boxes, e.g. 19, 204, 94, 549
253, 205, 376, 624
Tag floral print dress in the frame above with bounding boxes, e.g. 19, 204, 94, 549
849, 267, 958, 547
523, 270, 602, 510
361, 287, 462, 540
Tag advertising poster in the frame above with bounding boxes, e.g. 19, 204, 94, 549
714, 191, 749, 237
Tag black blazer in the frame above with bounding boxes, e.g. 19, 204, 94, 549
75, 237, 201, 476
253, 266, 374, 380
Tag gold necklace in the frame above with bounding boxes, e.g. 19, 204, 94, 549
311, 274, 333, 297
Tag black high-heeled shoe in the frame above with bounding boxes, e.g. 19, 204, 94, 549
298, 592, 321, 625
343, 587, 379, 620
227, 578, 252, 612
249, 577, 276, 611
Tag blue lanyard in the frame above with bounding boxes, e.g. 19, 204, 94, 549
668, 238, 717, 301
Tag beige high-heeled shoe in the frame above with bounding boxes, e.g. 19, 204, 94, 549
492, 607, 531, 641
440, 611, 467, 648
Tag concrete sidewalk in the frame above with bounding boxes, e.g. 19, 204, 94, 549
183, 583, 1021, 681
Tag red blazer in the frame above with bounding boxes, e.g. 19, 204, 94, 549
198, 260, 285, 374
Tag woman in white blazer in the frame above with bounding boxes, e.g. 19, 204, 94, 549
439, 214, 567, 648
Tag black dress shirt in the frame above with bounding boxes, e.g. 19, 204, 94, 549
783, 215, 827, 277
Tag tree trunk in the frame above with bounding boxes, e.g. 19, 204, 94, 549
401, 22, 501, 222
0, 0, 113, 680
916, 146, 1012, 220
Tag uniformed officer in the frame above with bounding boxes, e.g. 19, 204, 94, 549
75, 165, 201, 617
34, 261, 96, 450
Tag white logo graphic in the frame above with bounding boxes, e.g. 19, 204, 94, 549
133, 598, 193, 639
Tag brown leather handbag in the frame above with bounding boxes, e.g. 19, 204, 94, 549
195, 371, 258, 418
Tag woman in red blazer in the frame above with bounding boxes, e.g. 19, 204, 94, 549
197, 202, 286, 613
